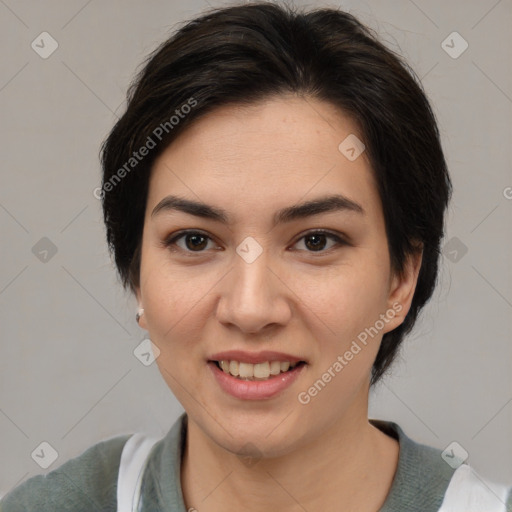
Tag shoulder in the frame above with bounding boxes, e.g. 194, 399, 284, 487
0, 433, 132, 512
397, 430, 512, 511
371, 419, 512, 511
438, 464, 512, 512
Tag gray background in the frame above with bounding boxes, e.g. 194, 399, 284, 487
1, 0, 511, 498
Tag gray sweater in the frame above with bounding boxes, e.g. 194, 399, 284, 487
1, 413, 511, 511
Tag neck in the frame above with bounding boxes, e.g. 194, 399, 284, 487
180, 386, 399, 512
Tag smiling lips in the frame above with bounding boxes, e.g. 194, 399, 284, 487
207, 350, 307, 399
209, 350, 306, 381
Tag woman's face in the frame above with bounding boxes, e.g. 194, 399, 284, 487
136, 95, 421, 457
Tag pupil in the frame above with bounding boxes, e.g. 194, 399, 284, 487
306, 234, 326, 251
187, 234, 207, 251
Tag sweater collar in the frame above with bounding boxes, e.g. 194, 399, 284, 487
149, 413, 454, 511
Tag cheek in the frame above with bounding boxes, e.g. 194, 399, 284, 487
300, 262, 390, 338
139, 265, 208, 386
140, 248, 211, 334
143, 268, 209, 403
296, 269, 388, 412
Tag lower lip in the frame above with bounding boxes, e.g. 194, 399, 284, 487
208, 361, 306, 400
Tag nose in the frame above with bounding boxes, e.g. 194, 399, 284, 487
215, 246, 292, 334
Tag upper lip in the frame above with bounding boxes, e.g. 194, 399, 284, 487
208, 350, 306, 365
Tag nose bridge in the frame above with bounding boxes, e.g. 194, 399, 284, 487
216, 238, 290, 332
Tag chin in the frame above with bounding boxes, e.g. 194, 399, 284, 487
203, 407, 307, 457
222, 430, 301, 461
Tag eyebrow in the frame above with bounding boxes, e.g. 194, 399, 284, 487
151, 193, 365, 226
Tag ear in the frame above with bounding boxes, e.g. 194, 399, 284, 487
134, 286, 147, 330
382, 244, 423, 334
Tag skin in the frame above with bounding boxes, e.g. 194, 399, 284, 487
135, 95, 423, 512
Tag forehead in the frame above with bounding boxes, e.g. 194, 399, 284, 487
146, 96, 381, 224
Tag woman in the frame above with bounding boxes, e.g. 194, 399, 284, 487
1, 2, 510, 511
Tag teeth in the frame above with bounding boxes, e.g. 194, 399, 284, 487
229, 360, 239, 376
238, 362, 254, 378
254, 362, 270, 379
270, 361, 281, 375
216, 360, 300, 380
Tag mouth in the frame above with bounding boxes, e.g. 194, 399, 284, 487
209, 359, 307, 381
207, 358, 307, 400
206, 350, 309, 399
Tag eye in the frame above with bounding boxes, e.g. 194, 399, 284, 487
292, 230, 346, 253
163, 230, 218, 254
162, 229, 347, 255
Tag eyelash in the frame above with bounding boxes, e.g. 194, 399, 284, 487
161, 229, 347, 256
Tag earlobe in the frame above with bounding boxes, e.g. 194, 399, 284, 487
136, 307, 148, 329
134, 287, 147, 328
